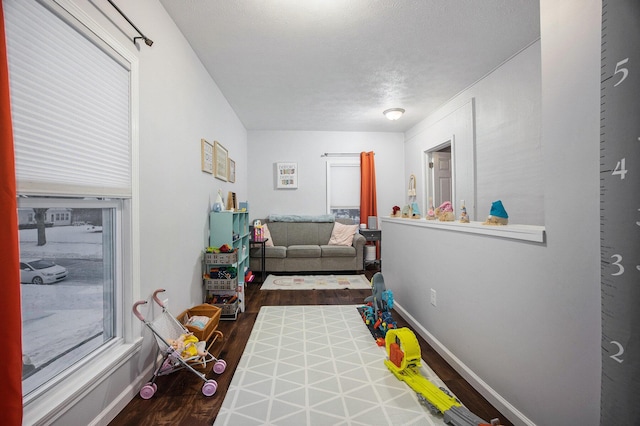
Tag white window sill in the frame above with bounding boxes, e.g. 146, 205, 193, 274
381, 216, 545, 243
23, 337, 143, 425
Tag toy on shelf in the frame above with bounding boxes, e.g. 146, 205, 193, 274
384, 327, 501, 426
390, 205, 401, 217
483, 200, 508, 225
253, 219, 264, 240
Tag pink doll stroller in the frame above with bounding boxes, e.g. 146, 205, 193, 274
133, 289, 227, 399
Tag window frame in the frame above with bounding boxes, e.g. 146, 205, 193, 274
325, 161, 361, 222
6, 0, 142, 422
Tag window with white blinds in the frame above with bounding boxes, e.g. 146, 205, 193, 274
5, 0, 131, 197
326, 162, 360, 223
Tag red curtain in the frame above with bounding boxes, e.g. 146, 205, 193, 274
0, 2, 24, 424
360, 152, 378, 256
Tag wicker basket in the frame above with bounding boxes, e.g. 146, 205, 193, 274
177, 304, 221, 342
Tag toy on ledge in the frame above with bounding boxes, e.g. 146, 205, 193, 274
426, 197, 437, 220
436, 201, 455, 221
483, 200, 508, 225
390, 205, 401, 217
459, 200, 470, 223
411, 201, 421, 219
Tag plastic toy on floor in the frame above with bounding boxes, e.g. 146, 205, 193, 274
384, 327, 502, 426
133, 289, 227, 399
358, 272, 397, 343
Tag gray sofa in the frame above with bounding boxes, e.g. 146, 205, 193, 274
249, 218, 365, 273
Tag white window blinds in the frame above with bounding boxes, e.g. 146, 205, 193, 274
5, 0, 131, 197
329, 163, 360, 208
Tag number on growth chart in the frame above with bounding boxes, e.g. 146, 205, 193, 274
612, 158, 627, 179
614, 58, 629, 87
610, 341, 625, 363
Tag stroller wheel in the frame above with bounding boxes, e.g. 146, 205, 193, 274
139, 382, 156, 399
213, 359, 227, 374
202, 379, 218, 396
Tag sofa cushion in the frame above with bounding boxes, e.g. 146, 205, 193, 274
249, 246, 286, 259
287, 245, 321, 258
328, 222, 359, 246
321, 244, 356, 257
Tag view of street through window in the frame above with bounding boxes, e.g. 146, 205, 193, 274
20, 225, 106, 394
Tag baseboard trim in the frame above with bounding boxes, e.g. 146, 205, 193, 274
89, 351, 159, 426
394, 302, 535, 426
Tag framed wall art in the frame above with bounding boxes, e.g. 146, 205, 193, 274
228, 158, 236, 183
276, 162, 298, 189
214, 140, 228, 181
201, 139, 214, 174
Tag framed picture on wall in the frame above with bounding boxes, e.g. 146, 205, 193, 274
228, 158, 236, 183
214, 140, 228, 181
276, 162, 298, 189
201, 139, 214, 174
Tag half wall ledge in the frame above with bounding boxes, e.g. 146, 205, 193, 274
381, 217, 546, 243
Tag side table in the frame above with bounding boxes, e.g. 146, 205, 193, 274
359, 229, 381, 269
249, 238, 269, 282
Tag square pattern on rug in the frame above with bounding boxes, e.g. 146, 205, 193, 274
214, 305, 455, 426
260, 274, 372, 290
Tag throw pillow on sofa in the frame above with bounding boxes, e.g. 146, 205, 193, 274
262, 223, 274, 247
328, 222, 359, 246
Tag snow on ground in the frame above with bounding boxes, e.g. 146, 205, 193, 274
19, 225, 102, 259
20, 226, 105, 392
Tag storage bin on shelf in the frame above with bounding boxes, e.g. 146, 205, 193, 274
204, 250, 237, 265
204, 293, 239, 317
176, 303, 222, 342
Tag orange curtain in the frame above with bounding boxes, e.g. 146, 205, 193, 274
359, 151, 377, 222
360, 152, 378, 256
0, 2, 24, 423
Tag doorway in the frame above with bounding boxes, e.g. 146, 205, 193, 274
426, 142, 453, 210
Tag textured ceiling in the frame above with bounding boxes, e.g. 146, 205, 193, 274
159, 0, 540, 132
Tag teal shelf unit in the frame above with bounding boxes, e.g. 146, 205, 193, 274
205, 210, 250, 319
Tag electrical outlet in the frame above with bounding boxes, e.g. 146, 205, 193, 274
430, 289, 437, 307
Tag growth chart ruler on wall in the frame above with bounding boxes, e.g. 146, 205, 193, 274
600, 1, 640, 423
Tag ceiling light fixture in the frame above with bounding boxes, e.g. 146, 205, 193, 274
383, 108, 405, 120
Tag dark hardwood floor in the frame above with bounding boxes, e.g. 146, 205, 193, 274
109, 270, 514, 426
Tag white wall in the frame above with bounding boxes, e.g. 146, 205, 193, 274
247, 131, 404, 222
384, 1, 601, 425
405, 41, 542, 225
42, 0, 247, 424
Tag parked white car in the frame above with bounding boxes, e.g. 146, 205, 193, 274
86, 224, 103, 232
20, 259, 68, 285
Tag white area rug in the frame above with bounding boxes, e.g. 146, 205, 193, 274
260, 274, 371, 290
214, 305, 452, 426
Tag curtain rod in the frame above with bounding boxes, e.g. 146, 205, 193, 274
107, 0, 154, 46
320, 152, 374, 157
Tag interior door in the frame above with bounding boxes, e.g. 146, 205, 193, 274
432, 152, 452, 206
